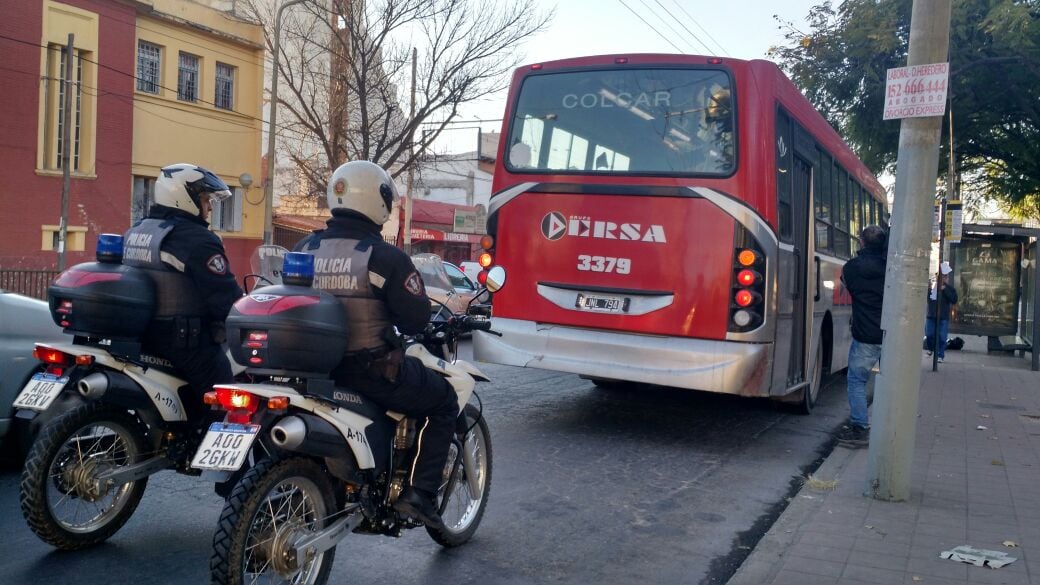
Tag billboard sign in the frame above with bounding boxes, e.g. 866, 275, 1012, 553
949, 238, 1021, 336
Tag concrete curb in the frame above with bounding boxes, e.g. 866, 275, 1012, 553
726, 445, 858, 585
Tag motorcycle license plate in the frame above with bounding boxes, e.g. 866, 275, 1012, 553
575, 293, 629, 313
13, 373, 70, 411
191, 422, 260, 472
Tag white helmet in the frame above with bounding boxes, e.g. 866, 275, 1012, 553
326, 160, 399, 225
155, 163, 232, 217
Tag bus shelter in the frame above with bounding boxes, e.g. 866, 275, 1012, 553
948, 223, 1040, 371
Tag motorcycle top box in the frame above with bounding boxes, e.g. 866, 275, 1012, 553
47, 262, 156, 341
226, 284, 349, 376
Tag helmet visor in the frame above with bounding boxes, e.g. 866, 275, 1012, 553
205, 188, 233, 203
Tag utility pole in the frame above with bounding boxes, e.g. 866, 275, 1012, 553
866, 0, 953, 502
262, 0, 305, 245
403, 47, 417, 254
57, 33, 74, 271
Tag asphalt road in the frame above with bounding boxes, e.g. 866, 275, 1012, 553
0, 341, 849, 585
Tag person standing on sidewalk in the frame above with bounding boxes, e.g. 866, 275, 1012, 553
925, 261, 958, 362
837, 225, 888, 448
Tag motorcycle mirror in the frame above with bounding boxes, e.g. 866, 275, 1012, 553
484, 266, 506, 293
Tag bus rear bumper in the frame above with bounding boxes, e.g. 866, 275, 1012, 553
474, 318, 773, 396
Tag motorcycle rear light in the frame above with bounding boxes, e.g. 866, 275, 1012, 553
267, 396, 289, 410
249, 357, 263, 365
75, 355, 94, 366
34, 346, 72, 365
478, 252, 493, 268
203, 391, 219, 406
248, 331, 268, 342
615, 57, 629, 64
56, 300, 73, 315
215, 387, 259, 412
480, 235, 494, 250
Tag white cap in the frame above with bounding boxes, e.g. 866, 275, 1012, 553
940, 261, 952, 275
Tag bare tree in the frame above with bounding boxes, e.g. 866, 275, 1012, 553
244, 0, 550, 200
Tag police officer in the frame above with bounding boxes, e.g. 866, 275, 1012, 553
123, 163, 243, 420
295, 160, 458, 530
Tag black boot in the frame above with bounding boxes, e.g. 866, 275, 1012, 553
393, 487, 444, 530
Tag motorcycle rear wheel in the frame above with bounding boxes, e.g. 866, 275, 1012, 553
19, 402, 150, 550
211, 457, 337, 585
427, 403, 492, 547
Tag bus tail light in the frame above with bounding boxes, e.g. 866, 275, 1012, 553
729, 229, 765, 333
478, 235, 496, 284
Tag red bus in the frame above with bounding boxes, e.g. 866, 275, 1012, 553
473, 54, 887, 412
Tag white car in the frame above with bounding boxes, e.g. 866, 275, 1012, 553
458, 261, 482, 284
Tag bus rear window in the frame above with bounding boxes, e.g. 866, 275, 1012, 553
506, 68, 735, 176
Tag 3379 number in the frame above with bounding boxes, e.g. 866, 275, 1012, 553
577, 255, 631, 274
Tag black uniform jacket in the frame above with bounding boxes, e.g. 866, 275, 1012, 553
841, 246, 887, 345
141, 204, 243, 323
294, 212, 430, 335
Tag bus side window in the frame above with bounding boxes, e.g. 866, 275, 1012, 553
815, 152, 833, 252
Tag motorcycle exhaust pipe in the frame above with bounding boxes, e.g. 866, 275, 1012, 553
271, 414, 347, 459
78, 372, 109, 399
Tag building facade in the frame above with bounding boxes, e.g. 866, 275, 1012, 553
131, 0, 265, 275
0, 0, 137, 270
0, 0, 264, 281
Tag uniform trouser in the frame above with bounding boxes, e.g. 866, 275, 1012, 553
334, 355, 459, 495
146, 336, 234, 422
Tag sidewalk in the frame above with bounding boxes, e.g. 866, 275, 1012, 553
728, 336, 1040, 585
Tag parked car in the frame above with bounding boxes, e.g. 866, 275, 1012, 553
0, 290, 64, 460
443, 260, 490, 307
458, 261, 482, 284
411, 253, 468, 315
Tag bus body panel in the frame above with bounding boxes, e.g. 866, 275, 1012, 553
474, 319, 773, 396
492, 192, 736, 340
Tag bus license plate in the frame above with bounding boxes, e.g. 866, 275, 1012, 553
575, 293, 629, 313
191, 422, 260, 472
13, 373, 70, 412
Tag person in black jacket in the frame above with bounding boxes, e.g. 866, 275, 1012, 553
295, 160, 457, 530
924, 261, 958, 361
837, 225, 888, 448
123, 163, 243, 420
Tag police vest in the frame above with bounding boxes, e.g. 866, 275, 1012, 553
122, 219, 207, 319
305, 237, 391, 353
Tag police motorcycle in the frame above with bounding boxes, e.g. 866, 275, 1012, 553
203, 251, 504, 585
16, 233, 249, 550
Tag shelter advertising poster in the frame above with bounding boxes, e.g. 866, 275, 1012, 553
949, 239, 1021, 336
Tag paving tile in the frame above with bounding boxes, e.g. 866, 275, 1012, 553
908, 556, 970, 581
841, 562, 908, 584
781, 554, 845, 578
853, 537, 913, 558
845, 549, 909, 572
798, 531, 856, 551
769, 568, 837, 585
787, 542, 851, 564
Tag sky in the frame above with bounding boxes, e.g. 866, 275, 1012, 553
431, 0, 820, 153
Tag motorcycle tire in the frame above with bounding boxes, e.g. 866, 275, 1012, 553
428, 403, 493, 547
211, 456, 337, 585
19, 402, 150, 550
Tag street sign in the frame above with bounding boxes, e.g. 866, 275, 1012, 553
933, 204, 942, 242
945, 200, 962, 243
883, 62, 949, 120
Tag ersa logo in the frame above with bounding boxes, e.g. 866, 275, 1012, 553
249, 293, 280, 302
540, 211, 667, 243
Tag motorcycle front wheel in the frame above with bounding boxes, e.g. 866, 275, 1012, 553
428, 402, 493, 547
211, 457, 337, 585
19, 402, 150, 550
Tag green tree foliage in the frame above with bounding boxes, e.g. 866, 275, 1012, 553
771, 0, 1040, 216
